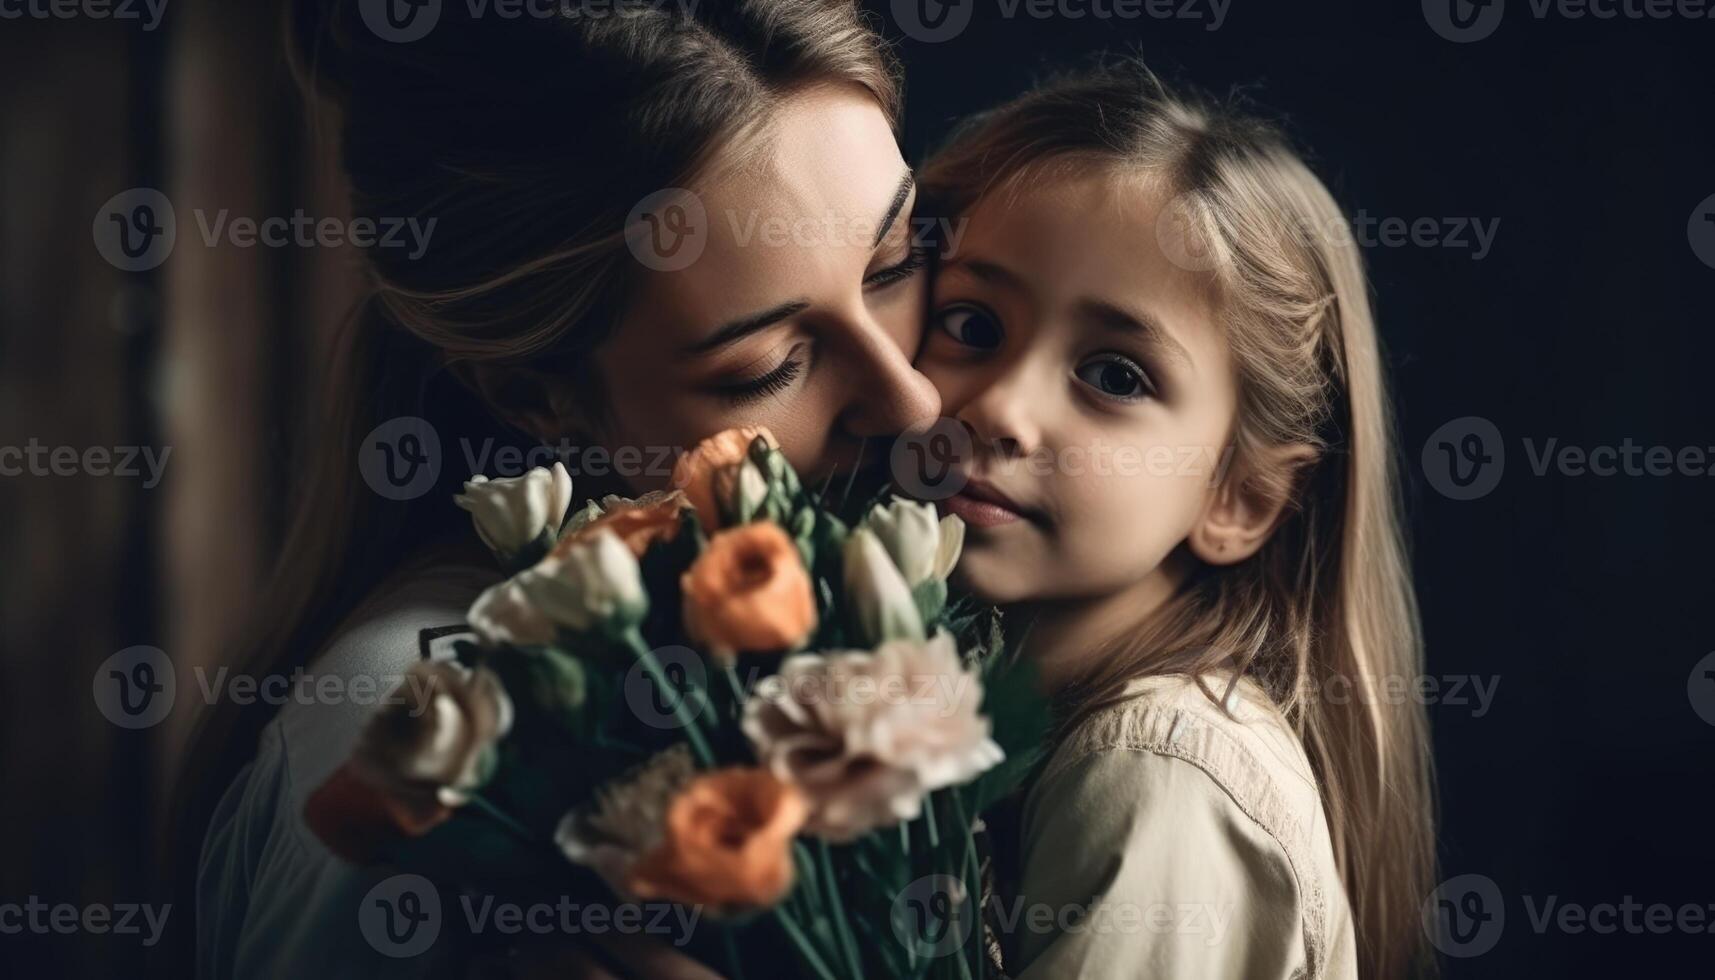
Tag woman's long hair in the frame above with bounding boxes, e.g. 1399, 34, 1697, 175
171, 0, 903, 960
921, 62, 1437, 979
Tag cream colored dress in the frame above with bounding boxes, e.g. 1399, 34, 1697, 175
1009, 675, 1358, 980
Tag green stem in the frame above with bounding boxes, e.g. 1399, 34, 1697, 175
623, 627, 715, 767
722, 928, 748, 980
723, 663, 750, 715
466, 792, 536, 846
792, 842, 825, 919
817, 841, 864, 979
949, 791, 983, 980
773, 909, 841, 980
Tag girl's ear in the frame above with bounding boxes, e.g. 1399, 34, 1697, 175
1188, 442, 1319, 566
448, 361, 596, 445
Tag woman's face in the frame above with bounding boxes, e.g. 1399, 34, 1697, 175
594, 85, 940, 490
914, 172, 1241, 605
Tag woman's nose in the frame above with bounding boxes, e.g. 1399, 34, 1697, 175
836, 319, 942, 441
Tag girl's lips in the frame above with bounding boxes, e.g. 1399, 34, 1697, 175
943, 489, 1026, 528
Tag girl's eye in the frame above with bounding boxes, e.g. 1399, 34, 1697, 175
1074, 354, 1156, 401
934, 304, 1004, 350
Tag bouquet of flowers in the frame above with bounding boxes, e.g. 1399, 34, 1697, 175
305, 427, 1046, 978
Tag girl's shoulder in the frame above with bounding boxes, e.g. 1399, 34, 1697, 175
1010, 674, 1356, 979
1038, 673, 1325, 837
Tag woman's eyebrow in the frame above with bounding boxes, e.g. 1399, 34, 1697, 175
872, 170, 915, 248
1077, 297, 1194, 370
682, 171, 917, 357
683, 298, 812, 356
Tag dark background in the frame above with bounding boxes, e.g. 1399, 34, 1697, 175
2, 0, 1711, 976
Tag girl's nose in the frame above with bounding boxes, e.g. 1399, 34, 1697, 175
956, 365, 1044, 462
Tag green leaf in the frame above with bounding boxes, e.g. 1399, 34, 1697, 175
503, 526, 556, 574
963, 657, 1052, 817
910, 577, 949, 626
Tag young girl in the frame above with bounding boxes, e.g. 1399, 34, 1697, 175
916, 64, 1436, 979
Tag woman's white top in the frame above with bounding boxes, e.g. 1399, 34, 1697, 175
197, 560, 492, 979
1010, 674, 1359, 980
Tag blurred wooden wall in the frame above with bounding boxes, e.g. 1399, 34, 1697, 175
0, 1, 358, 972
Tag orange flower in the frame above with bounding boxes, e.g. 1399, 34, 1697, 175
553, 490, 687, 560
626, 768, 807, 911
682, 522, 816, 659
671, 426, 777, 528
303, 762, 452, 864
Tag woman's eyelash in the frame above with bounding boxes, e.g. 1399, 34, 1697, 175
863, 246, 928, 288
716, 355, 803, 404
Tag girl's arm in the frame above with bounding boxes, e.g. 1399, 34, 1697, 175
1008, 747, 1318, 979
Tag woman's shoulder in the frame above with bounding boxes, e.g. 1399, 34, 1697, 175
198, 555, 497, 976
271, 555, 498, 818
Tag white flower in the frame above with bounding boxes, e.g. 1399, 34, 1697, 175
520, 528, 647, 632
467, 577, 556, 647
843, 527, 924, 646
455, 462, 575, 558
863, 499, 964, 587
350, 661, 515, 813
741, 631, 1004, 842
715, 458, 770, 524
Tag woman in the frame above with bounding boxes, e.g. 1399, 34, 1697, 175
184, 2, 937, 976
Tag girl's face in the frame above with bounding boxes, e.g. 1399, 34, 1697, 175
594, 85, 940, 489
916, 171, 1242, 605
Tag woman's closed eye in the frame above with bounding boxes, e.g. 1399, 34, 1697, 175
712, 344, 808, 404
1074, 352, 1157, 402
863, 244, 928, 289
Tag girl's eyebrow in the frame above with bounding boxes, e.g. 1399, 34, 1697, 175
949, 257, 1028, 293
1076, 298, 1194, 370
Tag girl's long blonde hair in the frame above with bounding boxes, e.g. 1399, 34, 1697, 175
922, 62, 1436, 979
